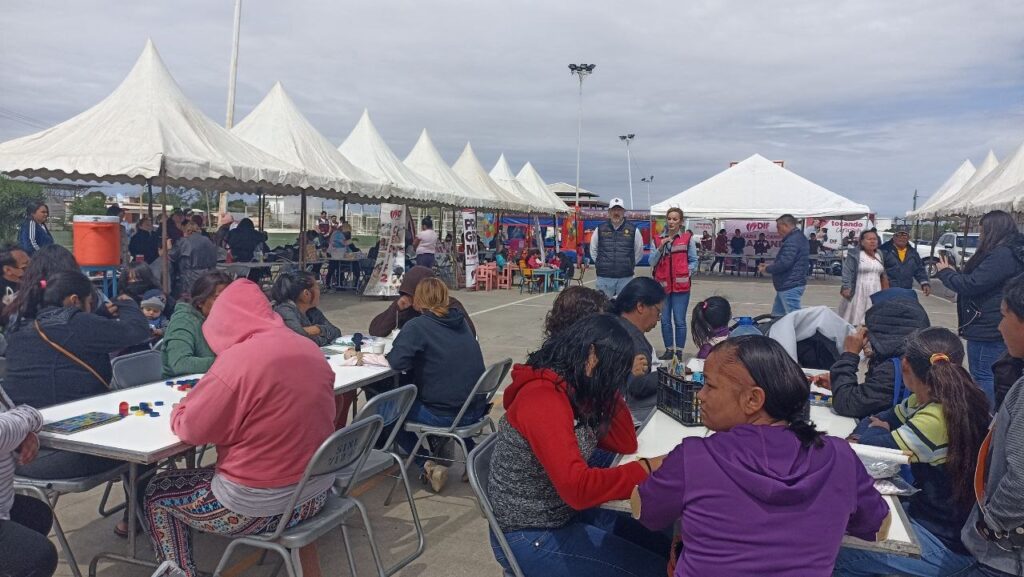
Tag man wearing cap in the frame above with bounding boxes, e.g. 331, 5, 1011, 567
880, 230, 931, 296
590, 198, 644, 298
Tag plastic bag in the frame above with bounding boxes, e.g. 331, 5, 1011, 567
860, 458, 903, 480
873, 476, 919, 496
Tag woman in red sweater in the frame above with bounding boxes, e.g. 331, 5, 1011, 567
486, 313, 670, 577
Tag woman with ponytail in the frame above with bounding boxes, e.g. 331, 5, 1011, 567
633, 335, 888, 576
834, 327, 990, 576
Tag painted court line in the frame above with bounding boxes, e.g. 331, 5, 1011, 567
470, 279, 595, 317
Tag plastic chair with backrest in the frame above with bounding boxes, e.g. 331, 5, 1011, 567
111, 349, 163, 390
341, 384, 425, 576
467, 434, 524, 577
6, 385, 127, 577
213, 415, 386, 577
385, 358, 512, 504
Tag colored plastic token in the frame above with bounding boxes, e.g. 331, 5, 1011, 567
149, 412, 160, 417
155, 401, 164, 406
134, 411, 145, 416
130, 405, 139, 411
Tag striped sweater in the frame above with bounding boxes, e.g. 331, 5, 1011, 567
0, 399, 42, 519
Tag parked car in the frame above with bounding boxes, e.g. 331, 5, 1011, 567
916, 232, 979, 277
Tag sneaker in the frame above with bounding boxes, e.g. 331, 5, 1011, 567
658, 349, 676, 361
423, 460, 449, 493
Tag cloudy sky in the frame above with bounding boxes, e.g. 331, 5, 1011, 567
3, 1, 1024, 216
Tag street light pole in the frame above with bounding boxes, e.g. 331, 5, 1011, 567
568, 64, 596, 209
219, 0, 243, 224
642, 175, 654, 231
619, 134, 635, 209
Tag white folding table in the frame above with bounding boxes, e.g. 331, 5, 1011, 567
35, 359, 399, 576
610, 405, 921, 558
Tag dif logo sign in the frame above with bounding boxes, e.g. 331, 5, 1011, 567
745, 221, 772, 233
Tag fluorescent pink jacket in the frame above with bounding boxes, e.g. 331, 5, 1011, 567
171, 280, 335, 488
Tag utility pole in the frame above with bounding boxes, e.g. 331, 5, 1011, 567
568, 63, 595, 250
219, 0, 243, 225
619, 134, 635, 209
912, 188, 919, 241
642, 175, 654, 230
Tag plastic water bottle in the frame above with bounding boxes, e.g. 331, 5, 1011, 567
255, 246, 264, 263
731, 316, 762, 337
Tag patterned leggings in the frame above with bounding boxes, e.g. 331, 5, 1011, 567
143, 468, 327, 577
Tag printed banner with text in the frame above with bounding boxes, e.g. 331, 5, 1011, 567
462, 209, 479, 287
364, 203, 407, 297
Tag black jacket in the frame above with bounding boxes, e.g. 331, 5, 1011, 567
227, 226, 269, 262
129, 229, 160, 263
830, 298, 931, 419
765, 228, 809, 292
879, 240, 929, 290
386, 308, 485, 415
993, 353, 1024, 412
4, 301, 152, 408
617, 316, 659, 421
273, 301, 341, 347
937, 235, 1024, 342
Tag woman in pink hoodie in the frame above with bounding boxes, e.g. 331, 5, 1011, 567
142, 280, 336, 577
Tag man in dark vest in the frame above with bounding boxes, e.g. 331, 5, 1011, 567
589, 197, 644, 298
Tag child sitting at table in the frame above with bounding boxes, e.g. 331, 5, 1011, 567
833, 327, 990, 577
144, 280, 335, 577
495, 248, 508, 272
691, 296, 731, 359
633, 335, 889, 576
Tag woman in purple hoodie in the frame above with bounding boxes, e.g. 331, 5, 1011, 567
632, 335, 889, 576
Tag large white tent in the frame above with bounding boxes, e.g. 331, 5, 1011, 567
960, 143, 1024, 217
925, 150, 999, 219
490, 154, 553, 212
517, 161, 571, 212
651, 154, 870, 219
338, 110, 454, 207
402, 129, 494, 210
232, 82, 388, 201
0, 40, 311, 194
906, 159, 975, 219
452, 143, 529, 212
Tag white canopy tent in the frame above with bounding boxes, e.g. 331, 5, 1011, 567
338, 110, 455, 207
925, 150, 999, 219
232, 82, 389, 201
490, 154, 554, 212
0, 40, 311, 194
452, 143, 530, 212
651, 154, 870, 219
906, 159, 975, 219
961, 143, 1024, 217
517, 161, 571, 212
402, 129, 495, 210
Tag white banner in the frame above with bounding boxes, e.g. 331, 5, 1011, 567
364, 203, 407, 297
722, 220, 783, 256
462, 209, 479, 287
804, 218, 876, 250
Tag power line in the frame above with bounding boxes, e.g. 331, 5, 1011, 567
0, 107, 49, 129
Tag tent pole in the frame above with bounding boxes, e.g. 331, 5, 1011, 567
257, 187, 264, 231
299, 191, 308, 268
962, 217, 970, 263
929, 219, 939, 259
160, 168, 169, 295
146, 179, 154, 221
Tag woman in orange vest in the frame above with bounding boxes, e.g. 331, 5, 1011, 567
649, 208, 698, 360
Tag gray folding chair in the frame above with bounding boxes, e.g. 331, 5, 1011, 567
213, 415, 386, 577
111, 349, 163, 390
386, 358, 512, 503
467, 434, 524, 577
343, 384, 424, 575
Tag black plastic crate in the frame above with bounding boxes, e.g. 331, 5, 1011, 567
657, 367, 703, 426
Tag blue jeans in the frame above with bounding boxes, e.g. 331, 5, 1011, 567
661, 291, 691, 351
967, 340, 1006, 408
772, 285, 805, 316
596, 276, 633, 298
396, 401, 486, 471
955, 564, 1018, 576
833, 518, 973, 576
490, 508, 669, 577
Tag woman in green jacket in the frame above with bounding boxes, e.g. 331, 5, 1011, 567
162, 271, 232, 378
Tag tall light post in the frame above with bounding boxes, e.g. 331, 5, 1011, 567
568, 64, 596, 209
641, 175, 654, 230
219, 0, 243, 223
619, 134, 635, 209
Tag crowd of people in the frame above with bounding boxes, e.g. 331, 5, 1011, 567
4, 199, 1024, 577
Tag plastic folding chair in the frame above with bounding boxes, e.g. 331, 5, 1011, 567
341, 384, 425, 575
213, 416, 386, 577
386, 358, 512, 503
572, 262, 589, 286
467, 434, 524, 577
496, 265, 513, 290
111, 349, 163, 390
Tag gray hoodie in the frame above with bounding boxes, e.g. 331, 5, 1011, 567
961, 376, 1024, 574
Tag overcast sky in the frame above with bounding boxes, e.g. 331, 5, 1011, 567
3, 1, 1024, 217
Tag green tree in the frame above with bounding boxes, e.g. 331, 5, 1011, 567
0, 176, 46, 243
227, 199, 248, 212
68, 190, 109, 217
